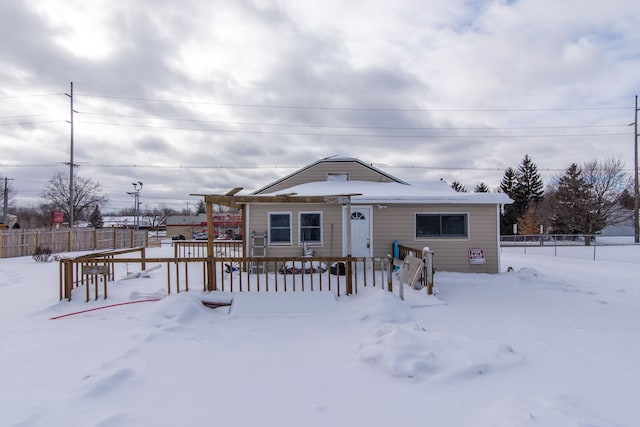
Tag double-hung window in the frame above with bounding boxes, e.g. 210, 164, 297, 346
415, 213, 468, 238
299, 212, 322, 244
269, 212, 291, 245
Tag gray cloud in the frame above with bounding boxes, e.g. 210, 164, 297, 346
2, 0, 640, 210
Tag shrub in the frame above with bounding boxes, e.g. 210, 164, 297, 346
32, 246, 53, 262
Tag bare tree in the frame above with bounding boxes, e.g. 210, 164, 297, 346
581, 158, 633, 229
41, 172, 108, 225
548, 159, 632, 239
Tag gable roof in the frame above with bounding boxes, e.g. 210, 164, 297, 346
261, 180, 512, 205
251, 155, 408, 195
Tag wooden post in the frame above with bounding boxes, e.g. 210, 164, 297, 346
387, 255, 393, 293
130, 229, 134, 248
206, 200, 215, 291
65, 260, 73, 300
113, 228, 117, 249
346, 257, 353, 295
68, 228, 72, 252
423, 249, 434, 296
141, 247, 146, 270
59, 260, 63, 300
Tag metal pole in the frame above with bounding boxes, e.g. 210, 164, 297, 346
2, 177, 9, 225
634, 95, 639, 243
67, 82, 74, 230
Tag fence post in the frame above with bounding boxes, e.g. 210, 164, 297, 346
386, 255, 393, 293
94, 228, 98, 250
65, 260, 73, 300
425, 251, 434, 296
346, 257, 353, 295
113, 229, 117, 249
68, 229, 72, 252
130, 229, 134, 248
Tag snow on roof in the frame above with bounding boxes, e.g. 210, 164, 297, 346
264, 180, 513, 205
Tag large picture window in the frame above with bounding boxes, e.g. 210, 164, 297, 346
299, 212, 322, 244
269, 212, 291, 244
416, 213, 468, 238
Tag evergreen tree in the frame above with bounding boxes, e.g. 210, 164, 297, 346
499, 167, 517, 195
549, 163, 592, 234
498, 156, 544, 235
474, 182, 489, 193
196, 200, 206, 214
499, 167, 519, 234
88, 204, 104, 228
548, 158, 632, 240
513, 154, 544, 218
450, 181, 467, 192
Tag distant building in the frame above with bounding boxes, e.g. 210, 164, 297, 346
166, 213, 241, 239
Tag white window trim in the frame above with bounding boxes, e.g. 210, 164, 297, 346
268, 211, 292, 246
298, 211, 323, 246
414, 212, 470, 240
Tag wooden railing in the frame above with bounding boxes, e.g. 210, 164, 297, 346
172, 240, 243, 258
59, 250, 394, 302
59, 247, 147, 301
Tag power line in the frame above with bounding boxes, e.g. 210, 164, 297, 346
77, 92, 631, 112
77, 111, 630, 131
2, 162, 635, 173
0, 93, 64, 100
75, 120, 630, 138
0, 120, 65, 127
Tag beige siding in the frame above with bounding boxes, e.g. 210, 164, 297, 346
247, 202, 501, 273
247, 203, 344, 258
370, 203, 501, 273
255, 161, 398, 194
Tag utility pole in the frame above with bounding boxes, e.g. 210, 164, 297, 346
65, 82, 77, 231
127, 182, 143, 229
2, 176, 13, 225
634, 95, 639, 243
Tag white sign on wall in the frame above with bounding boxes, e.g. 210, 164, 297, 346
468, 248, 486, 264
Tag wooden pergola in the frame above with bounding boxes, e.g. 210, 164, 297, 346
190, 188, 361, 288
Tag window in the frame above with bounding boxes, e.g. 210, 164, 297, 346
269, 213, 291, 244
416, 213, 468, 238
327, 172, 349, 181
299, 212, 322, 244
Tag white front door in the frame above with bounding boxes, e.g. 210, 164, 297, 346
346, 206, 372, 257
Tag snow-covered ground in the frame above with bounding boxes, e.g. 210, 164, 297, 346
1, 245, 638, 426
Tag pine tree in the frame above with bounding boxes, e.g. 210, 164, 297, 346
498, 156, 544, 235
450, 181, 467, 192
474, 182, 489, 193
499, 167, 519, 234
88, 204, 104, 228
550, 163, 591, 234
499, 167, 517, 196
513, 154, 544, 218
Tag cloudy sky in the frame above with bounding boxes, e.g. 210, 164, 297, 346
1, 0, 640, 213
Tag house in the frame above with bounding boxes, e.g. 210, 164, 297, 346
199, 156, 512, 273
166, 213, 242, 240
